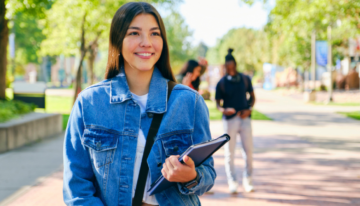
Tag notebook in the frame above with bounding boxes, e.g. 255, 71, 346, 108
148, 134, 230, 195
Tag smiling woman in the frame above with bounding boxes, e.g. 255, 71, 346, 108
63, 2, 215, 206
105, 3, 174, 84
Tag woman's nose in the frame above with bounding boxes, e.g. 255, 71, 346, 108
140, 35, 151, 47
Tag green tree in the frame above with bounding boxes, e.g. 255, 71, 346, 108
40, 0, 172, 104
0, 0, 51, 100
206, 27, 270, 74
163, 9, 194, 73
245, 0, 360, 70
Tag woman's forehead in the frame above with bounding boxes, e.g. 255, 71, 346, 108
129, 14, 159, 29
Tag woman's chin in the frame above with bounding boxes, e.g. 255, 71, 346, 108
135, 66, 155, 72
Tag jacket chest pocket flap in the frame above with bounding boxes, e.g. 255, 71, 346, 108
82, 128, 118, 168
161, 133, 193, 157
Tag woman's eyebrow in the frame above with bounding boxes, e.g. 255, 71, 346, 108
128, 27, 160, 31
128, 26, 141, 30
150, 27, 160, 31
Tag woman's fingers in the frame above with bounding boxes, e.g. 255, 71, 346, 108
165, 157, 174, 170
162, 155, 197, 182
169, 155, 181, 170
161, 168, 168, 179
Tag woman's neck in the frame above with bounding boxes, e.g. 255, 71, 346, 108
124, 62, 154, 96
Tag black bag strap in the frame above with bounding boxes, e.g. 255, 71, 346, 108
132, 81, 177, 206
240, 73, 249, 92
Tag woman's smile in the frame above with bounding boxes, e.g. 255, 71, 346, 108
135, 52, 155, 59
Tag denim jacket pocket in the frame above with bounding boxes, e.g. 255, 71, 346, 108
161, 133, 193, 157
82, 128, 118, 168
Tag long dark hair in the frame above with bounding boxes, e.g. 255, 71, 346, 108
104, 2, 175, 81
178, 59, 200, 90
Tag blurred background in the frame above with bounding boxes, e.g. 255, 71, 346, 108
0, 0, 359, 206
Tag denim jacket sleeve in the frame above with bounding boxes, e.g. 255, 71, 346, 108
177, 94, 217, 195
63, 96, 104, 206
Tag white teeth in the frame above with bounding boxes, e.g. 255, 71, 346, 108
137, 53, 152, 57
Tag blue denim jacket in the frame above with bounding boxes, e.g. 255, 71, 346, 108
63, 67, 216, 206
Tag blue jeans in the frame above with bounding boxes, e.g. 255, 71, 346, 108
223, 116, 253, 183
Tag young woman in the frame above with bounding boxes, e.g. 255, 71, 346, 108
63, 2, 215, 206
176, 60, 202, 91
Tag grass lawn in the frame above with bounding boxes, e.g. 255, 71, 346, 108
337, 111, 360, 120
5, 88, 13, 100
62, 114, 70, 131
5, 88, 272, 129
6, 88, 72, 130
313, 102, 360, 106
34, 95, 73, 131
205, 100, 272, 121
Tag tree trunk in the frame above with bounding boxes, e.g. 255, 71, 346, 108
73, 14, 87, 104
87, 40, 98, 86
0, 0, 8, 100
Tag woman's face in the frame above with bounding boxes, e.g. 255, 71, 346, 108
122, 14, 163, 72
191, 66, 201, 81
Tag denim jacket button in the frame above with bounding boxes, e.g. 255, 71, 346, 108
147, 113, 153, 118
96, 142, 101, 148
174, 146, 179, 152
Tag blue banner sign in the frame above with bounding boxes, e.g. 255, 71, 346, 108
316, 41, 328, 67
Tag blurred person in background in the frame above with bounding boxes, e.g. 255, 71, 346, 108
176, 59, 204, 91
215, 48, 256, 193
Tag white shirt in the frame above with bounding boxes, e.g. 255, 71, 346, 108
131, 92, 158, 205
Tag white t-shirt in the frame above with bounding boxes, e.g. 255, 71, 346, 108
131, 92, 158, 205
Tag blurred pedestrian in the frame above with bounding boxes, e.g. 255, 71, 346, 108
176, 59, 202, 91
63, 2, 215, 206
215, 48, 256, 193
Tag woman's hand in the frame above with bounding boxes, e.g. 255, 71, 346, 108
182, 72, 193, 87
161, 155, 197, 183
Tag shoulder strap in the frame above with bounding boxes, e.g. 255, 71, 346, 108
240, 73, 249, 92
220, 77, 226, 95
132, 81, 176, 206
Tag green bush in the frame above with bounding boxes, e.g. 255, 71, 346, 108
0, 100, 36, 123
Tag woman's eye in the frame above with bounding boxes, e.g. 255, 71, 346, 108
151, 32, 160, 36
129, 32, 139, 36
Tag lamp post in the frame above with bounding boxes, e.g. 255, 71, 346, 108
311, 30, 316, 90
327, 25, 333, 102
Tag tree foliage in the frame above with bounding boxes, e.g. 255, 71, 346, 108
12, 11, 47, 64
206, 28, 270, 73
0, 0, 51, 100
163, 9, 194, 73
266, 0, 360, 69
210, 0, 360, 74
40, 0, 175, 103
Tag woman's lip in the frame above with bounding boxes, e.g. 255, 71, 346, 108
135, 53, 154, 59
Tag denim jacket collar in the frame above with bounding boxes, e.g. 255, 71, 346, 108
110, 66, 168, 114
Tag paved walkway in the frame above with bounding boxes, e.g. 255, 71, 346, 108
199, 89, 360, 205
1, 89, 359, 205
0, 134, 64, 206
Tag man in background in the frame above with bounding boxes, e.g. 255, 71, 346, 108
215, 48, 256, 193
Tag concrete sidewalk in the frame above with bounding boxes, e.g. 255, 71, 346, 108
198, 89, 360, 205
254, 89, 360, 140
2, 120, 359, 206
0, 133, 64, 205
199, 121, 360, 206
